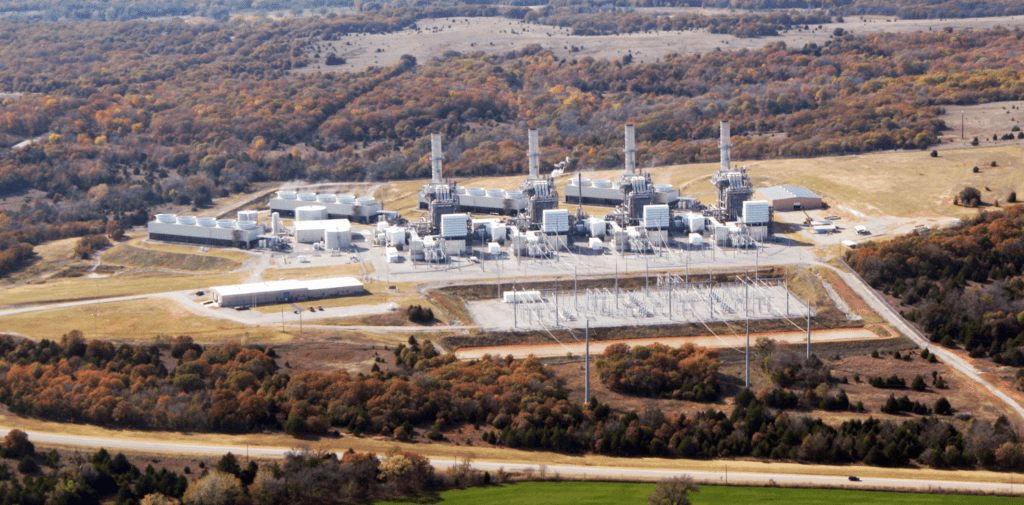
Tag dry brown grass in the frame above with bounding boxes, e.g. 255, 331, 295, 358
0, 271, 246, 306
0, 297, 293, 344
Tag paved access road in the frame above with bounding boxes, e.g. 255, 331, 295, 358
3, 427, 1019, 495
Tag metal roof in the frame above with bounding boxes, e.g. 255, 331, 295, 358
212, 277, 362, 297
756, 185, 820, 201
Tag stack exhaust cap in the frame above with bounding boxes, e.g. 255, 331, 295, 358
624, 124, 636, 175
528, 129, 540, 179
719, 120, 731, 173
430, 133, 443, 184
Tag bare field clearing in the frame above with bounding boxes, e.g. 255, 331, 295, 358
261, 263, 371, 281
298, 15, 1024, 74
0, 297, 292, 344
0, 270, 245, 306
455, 328, 882, 360
114, 233, 255, 264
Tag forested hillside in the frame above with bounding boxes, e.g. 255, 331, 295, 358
4, 15, 1024, 276
848, 206, 1024, 362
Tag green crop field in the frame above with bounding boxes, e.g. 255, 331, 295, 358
376, 482, 1020, 505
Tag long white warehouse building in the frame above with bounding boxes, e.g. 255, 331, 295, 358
148, 214, 262, 248
211, 277, 364, 307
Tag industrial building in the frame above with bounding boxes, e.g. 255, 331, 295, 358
269, 191, 382, 222
147, 214, 262, 248
210, 277, 364, 308
709, 121, 754, 222
754, 186, 823, 211
563, 125, 679, 217
294, 219, 352, 248
416, 131, 558, 229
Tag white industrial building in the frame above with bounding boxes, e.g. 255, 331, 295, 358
755, 186, 822, 211
210, 277, 364, 307
294, 219, 352, 248
148, 214, 262, 248
269, 191, 382, 222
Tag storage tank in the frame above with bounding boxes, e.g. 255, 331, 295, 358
295, 205, 326, 221
317, 194, 336, 203
277, 191, 297, 200
217, 219, 236, 228
297, 192, 316, 201
324, 229, 347, 249
197, 217, 216, 227
176, 215, 196, 225
237, 210, 258, 222
271, 212, 281, 234
156, 214, 177, 223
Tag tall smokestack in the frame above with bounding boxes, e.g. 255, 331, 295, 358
528, 129, 540, 179
624, 124, 636, 175
719, 121, 731, 173
430, 133, 443, 184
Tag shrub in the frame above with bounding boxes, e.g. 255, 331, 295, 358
1009, 191, 1017, 203
911, 375, 927, 391
930, 150, 938, 157
407, 305, 434, 324
958, 186, 981, 207
934, 397, 953, 415
17, 455, 38, 474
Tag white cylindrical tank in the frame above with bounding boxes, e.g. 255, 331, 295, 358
176, 215, 196, 225
271, 212, 281, 234
156, 214, 177, 223
295, 205, 326, 221
324, 229, 347, 249
217, 219, 236, 228
277, 191, 297, 200
317, 194, 336, 203
197, 217, 216, 227
298, 192, 316, 201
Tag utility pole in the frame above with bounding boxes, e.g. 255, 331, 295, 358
574, 266, 578, 313
806, 297, 812, 359
615, 260, 619, 311
745, 276, 750, 389
584, 319, 590, 403
513, 281, 517, 328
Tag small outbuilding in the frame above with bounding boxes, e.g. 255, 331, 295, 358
755, 186, 823, 211
210, 277, 364, 308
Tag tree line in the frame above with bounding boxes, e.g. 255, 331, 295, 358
1, 332, 1022, 472
847, 205, 1024, 362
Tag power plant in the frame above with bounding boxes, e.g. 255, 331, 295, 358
709, 121, 754, 222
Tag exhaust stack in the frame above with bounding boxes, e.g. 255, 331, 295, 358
624, 124, 636, 175
430, 133, 443, 184
719, 121, 731, 173
528, 129, 540, 179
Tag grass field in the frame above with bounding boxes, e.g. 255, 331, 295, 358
0, 297, 292, 344
0, 271, 245, 306
376, 482, 1020, 505
261, 263, 373, 281
102, 244, 242, 272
